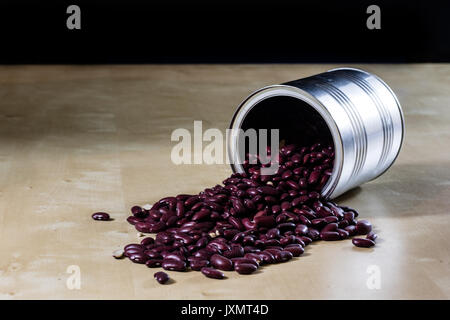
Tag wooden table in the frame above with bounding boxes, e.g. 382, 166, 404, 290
0, 64, 449, 299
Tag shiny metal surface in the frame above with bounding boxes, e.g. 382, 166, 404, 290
228, 68, 405, 199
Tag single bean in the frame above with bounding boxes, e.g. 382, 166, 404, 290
235, 263, 258, 274
356, 220, 372, 235
154, 271, 170, 284
201, 267, 225, 279
92, 212, 110, 221
210, 254, 233, 271
162, 258, 187, 271
352, 238, 375, 248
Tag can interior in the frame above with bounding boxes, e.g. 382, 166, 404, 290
240, 96, 334, 153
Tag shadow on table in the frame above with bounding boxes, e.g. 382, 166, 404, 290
333, 162, 450, 218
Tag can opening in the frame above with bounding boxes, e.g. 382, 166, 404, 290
240, 96, 333, 148
229, 90, 340, 198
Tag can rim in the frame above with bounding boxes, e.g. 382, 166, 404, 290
228, 84, 344, 199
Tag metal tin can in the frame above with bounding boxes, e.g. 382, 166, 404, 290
228, 68, 405, 199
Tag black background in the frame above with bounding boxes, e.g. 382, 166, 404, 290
0, 0, 449, 63
1, 300, 447, 318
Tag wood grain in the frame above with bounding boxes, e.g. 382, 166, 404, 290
0, 64, 449, 299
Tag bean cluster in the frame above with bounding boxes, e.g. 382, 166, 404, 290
98, 142, 377, 283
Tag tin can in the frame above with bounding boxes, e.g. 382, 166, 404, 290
228, 68, 405, 199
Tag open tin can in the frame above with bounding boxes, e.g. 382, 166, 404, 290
228, 68, 405, 199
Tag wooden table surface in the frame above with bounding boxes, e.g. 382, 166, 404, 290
0, 64, 449, 300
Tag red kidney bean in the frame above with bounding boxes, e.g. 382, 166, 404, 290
259, 251, 275, 264
228, 216, 244, 231
184, 196, 199, 208
341, 206, 359, 218
257, 186, 278, 195
156, 232, 173, 244
231, 258, 259, 268
281, 201, 292, 211
243, 199, 256, 210
280, 235, 295, 246
279, 250, 294, 262
141, 237, 155, 246
244, 253, 262, 265
264, 239, 281, 247
322, 222, 338, 232
243, 246, 260, 254
241, 218, 256, 230
343, 211, 355, 222
366, 232, 378, 241
356, 220, 372, 235
307, 228, 320, 240
282, 170, 293, 179
176, 194, 192, 201
162, 259, 186, 271
208, 241, 230, 252
92, 212, 110, 221
352, 238, 375, 248
293, 236, 306, 247
338, 220, 349, 228
254, 215, 275, 228
173, 233, 194, 245
345, 225, 357, 236
284, 244, 304, 257
308, 171, 321, 185
201, 267, 225, 279
131, 206, 147, 218
175, 201, 185, 217
320, 231, 341, 241
275, 214, 287, 224
223, 246, 244, 258
126, 216, 142, 225
283, 211, 300, 223
154, 271, 170, 284
317, 206, 333, 218
277, 222, 296, 231
299, 236, 312, 245
144, 249, 161, 259
193, 250, 212, 260
337, 229, 349, 239
266, 228, 280, 239
210, 254, 233, 271
163, 252, 186, 262
295, 224, 309, 236
125, 249, 144, 258
128, 253, 148, 264
146, 259, 163, 268
265, 249, 282, 262
150, 221, 166, 233
190, 259, 210, 271
194, 236, 207, 247
286, 180, 300, 190
124, 243, 143, 251
296, 208, 316, 219
134, 222, 153, 233
192, 208, 211, 221
298, 215, 311, 226
235, 263, 258, 274
311, 218, 326, 228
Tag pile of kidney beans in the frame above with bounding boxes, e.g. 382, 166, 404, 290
94, 142, 377, 283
